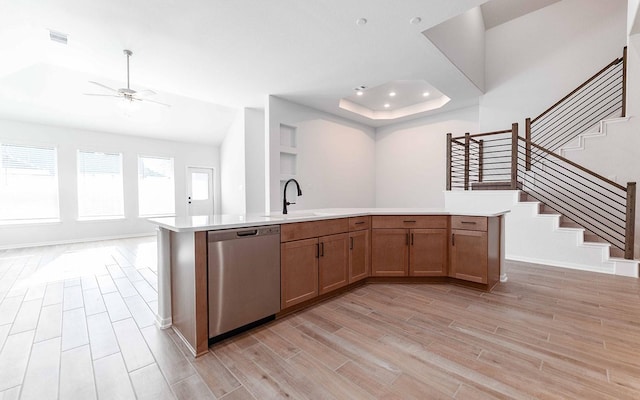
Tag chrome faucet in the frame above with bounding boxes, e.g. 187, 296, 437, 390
283, 178, 302, 214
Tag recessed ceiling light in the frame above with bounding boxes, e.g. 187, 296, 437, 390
384, 103, 391, 108
389, 92, 396, 97
423, 91, 430, 97
356, 91, 363, 96
410, 17, 422, 25
356, 18, 368, 25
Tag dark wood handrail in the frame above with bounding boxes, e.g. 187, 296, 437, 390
622, 46, 627, 117
531, 56, 623, 124
518, 137, 626, 191
625, 182, 635, 259
451, 129, 511, 140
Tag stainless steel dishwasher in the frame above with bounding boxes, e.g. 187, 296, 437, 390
207, 225, 280, 342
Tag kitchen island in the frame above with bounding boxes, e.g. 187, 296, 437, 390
149, 208, 508, 357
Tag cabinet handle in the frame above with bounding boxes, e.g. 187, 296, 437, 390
403, 220, 416, 223
411, 233, 414, 246
355, 221, 365, 225
350, 237, 354, 250
452, 233, 455, 246
461, 221, 477, 225
316, 243, 319, 258
320, 242, 324, 257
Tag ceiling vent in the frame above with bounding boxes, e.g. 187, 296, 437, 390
49, 30, 68, 45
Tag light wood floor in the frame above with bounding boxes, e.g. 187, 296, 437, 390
1, 237, 640, 399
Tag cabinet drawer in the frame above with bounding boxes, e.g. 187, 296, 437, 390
451, 216, 487, 231
281, 218, 349, 242
372, 215, 448, 229
349, 216, 370, 231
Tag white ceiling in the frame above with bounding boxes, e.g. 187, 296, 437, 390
0, 0, 559, 145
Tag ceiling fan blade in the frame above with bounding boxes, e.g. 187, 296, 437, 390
83, 93, 121, 97
135, 89, 156, 97
141, 98, 171, 107
88, 81, 118, 93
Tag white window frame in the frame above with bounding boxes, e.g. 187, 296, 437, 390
0, 142, 60, 225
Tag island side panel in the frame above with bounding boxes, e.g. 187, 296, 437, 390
156, 227, 172, 328
487, 215, 502, 289
194, 231, 209, 355
170, 231, 209, 356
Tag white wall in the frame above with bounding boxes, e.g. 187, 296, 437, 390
424, 6, 486, 92
244, 108, 266, 214
375, 107, 479, 208
480, 0, 627, 131
267, 96, 375, 212
220, 112, 246, 215
630, 0, 640, 35
0, 119, 220, 249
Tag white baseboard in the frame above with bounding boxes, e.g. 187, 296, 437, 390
156, 315, 172, 330
506, 255, 613, 275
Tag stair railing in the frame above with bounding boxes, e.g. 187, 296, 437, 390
446, 123, 519, 191
525, 47, 627, 155
446, 123, 636, 259
517, 137, 635, 259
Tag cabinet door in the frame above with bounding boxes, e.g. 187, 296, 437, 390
349, 229, 370, 283
318, 233, 349, 295
371, 229, 408, 276
281, 238, 319, 309
449, 229, 488, 283
409, 229, 447, 276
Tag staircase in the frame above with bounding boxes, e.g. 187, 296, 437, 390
445, 47, 638, 277
444, 190, 639, 277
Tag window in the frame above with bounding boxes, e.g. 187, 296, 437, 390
0, 144, 59, 223
138, 156, 175, 216
77, 151, 124, 219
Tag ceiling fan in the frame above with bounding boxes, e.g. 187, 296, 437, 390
85, 49, 170, 107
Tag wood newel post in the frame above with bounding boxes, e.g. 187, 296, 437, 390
622, 46, 627, 118
525, 118, 532, 171
478, 139, 484, 183
464, 133, 470, 190
446, 133, 452, 190
625, 181, 636, 260
510, 123, 518, 190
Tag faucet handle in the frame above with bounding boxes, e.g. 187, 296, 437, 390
286, 201, 296, 206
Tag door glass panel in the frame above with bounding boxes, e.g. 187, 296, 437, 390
191, 172, 209, 200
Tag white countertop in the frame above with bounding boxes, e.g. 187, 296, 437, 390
148, 208, 509, 232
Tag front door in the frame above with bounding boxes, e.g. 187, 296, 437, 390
186, 167, 214, 216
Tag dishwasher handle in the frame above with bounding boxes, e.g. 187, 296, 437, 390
236, 229, 258, 237
208, 225, 280, 242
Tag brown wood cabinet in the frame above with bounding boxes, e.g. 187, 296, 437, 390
318, 233, 349, 294
449, 229, 488, 283
281, 218, 351, 309
281, 214, 502, 311
448, 215, 501, 289
409, 228, 448, 276
371, 228, 409, 276
349, 229, 370, 283
371, 216, 448, 277
281, 238, 319, 309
